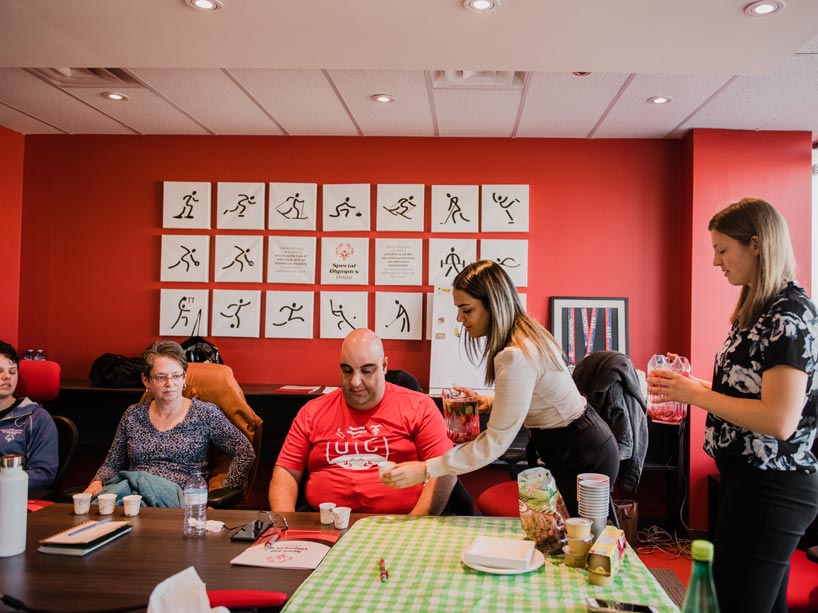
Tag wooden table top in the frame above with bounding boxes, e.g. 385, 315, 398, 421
0, 505, 348, 612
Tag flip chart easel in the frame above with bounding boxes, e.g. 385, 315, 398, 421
428, 287, 492, 396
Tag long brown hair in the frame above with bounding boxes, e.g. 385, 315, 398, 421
708, 198, 796, 329
452, 260, 564, 384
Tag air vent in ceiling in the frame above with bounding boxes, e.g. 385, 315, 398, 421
431, 70, 526, 90
25, 67, 141, 88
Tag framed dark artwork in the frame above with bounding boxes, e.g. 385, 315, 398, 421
550, 297, 629, 366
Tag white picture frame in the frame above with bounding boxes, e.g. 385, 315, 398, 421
376, 184, 425, 232
212, 290, 261, 338
430, 185, 479, 233
322, 184, 371, 232
217, 182, 265, 229
320, 291, 368, 339
480, 184, 529, 232
160, 235, 210, 282
268, 182, 317, 231
214, 235, 263, 283
163, 181, 211, 229
159, 289, 209, 336
265, 291, 314, 339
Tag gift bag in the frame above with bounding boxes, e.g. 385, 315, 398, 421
613, 498, 638, 545
517, 467, 569, 554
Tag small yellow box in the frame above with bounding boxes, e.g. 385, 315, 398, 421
585, 526, 626, 578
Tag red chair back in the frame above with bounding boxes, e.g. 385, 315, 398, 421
16, 360, 61, 403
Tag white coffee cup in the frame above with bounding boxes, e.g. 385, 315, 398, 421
319, 502, 336, 524
377, 461, 396, 477
332, 506, 351, 530
123, 494, 142, 517
97, 493, 117, 515
72, 493, 92, 515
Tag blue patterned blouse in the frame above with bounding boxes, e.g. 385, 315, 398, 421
93, 398, 255, 488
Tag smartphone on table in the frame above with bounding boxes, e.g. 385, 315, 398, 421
586, 597, 660, 613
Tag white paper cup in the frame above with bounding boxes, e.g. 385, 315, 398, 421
377, 461, 396, 477
73, 493, 91, 515
97, 493, 117, 515
332, 506, 351, 529
319, 502, 336, 524
123, 494, 142, 516
565, 517, 593, 539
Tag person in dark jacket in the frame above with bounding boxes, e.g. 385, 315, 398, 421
0, 340, 58, 490
572, 350, 648, 492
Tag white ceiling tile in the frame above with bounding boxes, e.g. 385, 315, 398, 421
228, 69, 357, 136
517, 73, 629, 138
0, 69, 133, 134
0, 103, 63, 134
678, 55, 818, 133
64, 86, 209, 135
328, 70, 434, 137
129, 68, 284, 135
796, 33, 818, 54
434, 88, 522, 137
595, 73, 731, 139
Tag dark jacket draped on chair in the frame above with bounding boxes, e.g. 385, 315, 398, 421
572, 351, 648, 492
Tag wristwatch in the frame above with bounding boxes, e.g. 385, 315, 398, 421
422, 462, 431, 486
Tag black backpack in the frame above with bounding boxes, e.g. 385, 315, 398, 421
180, 336, 224, 364
89, 353, 145, 388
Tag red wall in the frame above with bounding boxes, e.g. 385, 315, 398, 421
684, 129, 813, 528
0, 125, 25, 346
18, 136, 682, 385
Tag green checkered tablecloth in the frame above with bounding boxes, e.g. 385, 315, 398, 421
282, 516, 681, 613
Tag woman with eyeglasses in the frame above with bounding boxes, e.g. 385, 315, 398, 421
83, 340, 254, 501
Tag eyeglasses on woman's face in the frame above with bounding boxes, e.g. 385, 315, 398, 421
150, 373, 185, 383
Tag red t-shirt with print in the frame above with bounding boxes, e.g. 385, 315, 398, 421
276, 383, 453, 513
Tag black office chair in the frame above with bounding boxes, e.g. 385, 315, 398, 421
385, 369, 423, 392
29, 416, 79, 501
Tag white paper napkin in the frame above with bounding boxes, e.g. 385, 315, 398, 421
147, 566, 229, 613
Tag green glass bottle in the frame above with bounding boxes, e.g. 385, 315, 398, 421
682, 540, 720, 612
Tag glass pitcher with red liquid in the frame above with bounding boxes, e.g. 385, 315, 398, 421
441, 388, 481, 444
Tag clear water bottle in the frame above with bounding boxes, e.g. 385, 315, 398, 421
23, 349, 35, 361
646, 354, 670, 421
182, 470, 208, 539
670, 355, 692, 424
0, 454, 28, 557
682, 539, 720, 612
34, 349, 46, 361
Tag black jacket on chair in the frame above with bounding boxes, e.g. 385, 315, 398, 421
572, 351, 648, 492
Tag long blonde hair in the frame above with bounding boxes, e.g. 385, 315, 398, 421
708, 198, 796, 329
452, 260, 564, 384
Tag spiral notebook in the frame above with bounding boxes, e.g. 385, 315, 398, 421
38, 519, 132, 556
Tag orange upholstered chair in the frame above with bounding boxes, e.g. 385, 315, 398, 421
141, 362, 263, 508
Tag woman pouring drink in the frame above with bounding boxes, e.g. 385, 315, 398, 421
381, 260, 619, 516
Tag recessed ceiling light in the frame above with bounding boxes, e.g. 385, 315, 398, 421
185, 0, 223, 11
647, 96, 672, 105
743, 1, 784, 16
370, 94, 395, 103
463, 0, 501, 12
101, 91, 128, 101
572, 72, 592, 77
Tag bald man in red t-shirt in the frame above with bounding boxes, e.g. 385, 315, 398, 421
269, 329, 456, 514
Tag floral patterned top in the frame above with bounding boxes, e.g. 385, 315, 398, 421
93, 398, 255, 488
705, 282, 818, 472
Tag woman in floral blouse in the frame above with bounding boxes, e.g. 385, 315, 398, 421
649, 198, 818, 613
